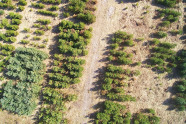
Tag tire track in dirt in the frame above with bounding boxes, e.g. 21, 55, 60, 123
65, 0, 124, 123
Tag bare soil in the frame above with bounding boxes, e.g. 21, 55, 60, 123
0, 0, 185, 124
65, 0, 186, 124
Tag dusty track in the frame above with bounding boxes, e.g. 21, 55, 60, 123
65, 0, 124, 123
65, 0, 186, 124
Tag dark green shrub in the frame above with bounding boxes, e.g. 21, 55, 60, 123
95, 101, 130, 124
77, 11, 96, 24
18, 5, 25, 11
18, 0, 27, 6
39, 0, 61, 4
155, 0, 177, 7
11, 19, 21, 25
9, 12, 22, 19
4, 36, 16, 43
6, 25, 19, 30
134, 110, 160, 124
118, 56, 132, 65
5, 30, 19, 37
125, 40, 134, 46
68, 0, 86, 13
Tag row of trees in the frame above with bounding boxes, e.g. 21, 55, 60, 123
95, 31, 160, 123
148, 39, 177, 73
48, 55, 85, 88
66, 0, 96, 24
0, 0, 16, 10
171, 50, 186, 111
38, 87, 76, 123
0, 12, 22, 43
155, 0, 179, 7
37, 20, 92, 123
108, 31, 135, 65
0, 43, 15, 73
101, 64, 137, 102
58, 20, 92, 56
0, 0, 27, 11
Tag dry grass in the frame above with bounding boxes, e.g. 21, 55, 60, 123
0, 0, 185, 124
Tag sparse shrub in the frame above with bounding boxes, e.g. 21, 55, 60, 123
6, 25, 19, 31
170, 30, 183, 35
136, 37, 144, 41
63, 12, 70, 17
18, 0, 27, 6
161, 21, 170, 27
1, 19, 9, 27
33, 36, 41, 40
0, 10, 4, 15
9, 12, 22, 19
33, 24, 41, 28
20, 39, 29, 44
11, 19, 21, 25
39, 44, 46, 48
155, 0, 177, 7
118, 56, 132, 65
151, 38, 160, 45
18, 5, 25, 11
37, 19, 51, 25
125, 40, 134, 46
23, 28, 30, 33
37, 10, 58, 17
39, 0, 61, 4
35, 29, 45, 35
155, 31, 167, 38
31, 3, 45, 9
49, 5, 59, 11
43, 38, 48, 43
5, 30, 19, 37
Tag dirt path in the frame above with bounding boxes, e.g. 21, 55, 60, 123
65, 0, 125, 123
66, 0, 186, 124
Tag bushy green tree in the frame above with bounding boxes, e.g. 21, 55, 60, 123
1, 81, 40, 115
6, 47, 48, 82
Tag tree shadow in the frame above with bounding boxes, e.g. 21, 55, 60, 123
115, 0, 137, 4
85, 33, 114, 121
87, 101, 105, 123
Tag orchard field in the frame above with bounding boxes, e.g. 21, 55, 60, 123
0, 0, 185, 124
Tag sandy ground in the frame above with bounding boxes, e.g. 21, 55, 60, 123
0, 0, 64, 123
65, 0, 186, 124
0, 0, 185, 124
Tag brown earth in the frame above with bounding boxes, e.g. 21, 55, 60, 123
0, 0, 185, 124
